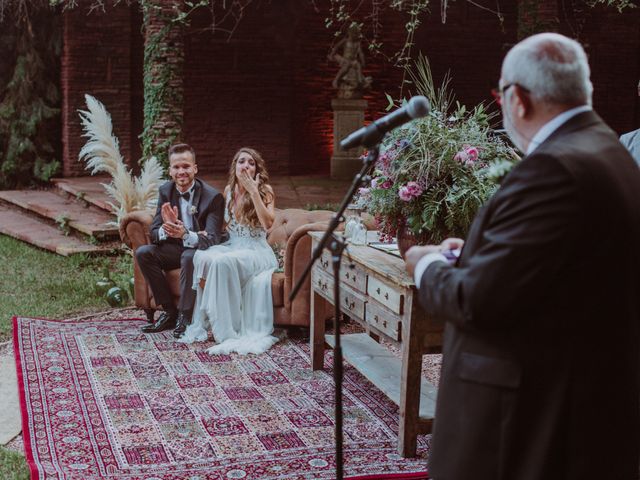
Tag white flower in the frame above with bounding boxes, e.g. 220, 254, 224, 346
190, 205, 198, 215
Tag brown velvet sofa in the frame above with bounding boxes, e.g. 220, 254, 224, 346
119, 208, 336, 327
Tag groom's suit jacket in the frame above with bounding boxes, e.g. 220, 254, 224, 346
149, 178, 226, 249
419, 111, 640, 480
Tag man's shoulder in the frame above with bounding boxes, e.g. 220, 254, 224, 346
159, 180, 174, 195
196, 178, 222, 198
620, 128, 640, 147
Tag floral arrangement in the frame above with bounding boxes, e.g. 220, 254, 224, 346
356, 57, 518, 244
271, 242, 286, 273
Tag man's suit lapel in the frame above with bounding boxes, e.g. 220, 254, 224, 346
168, 184, 183, 222
191, 180, 202, 231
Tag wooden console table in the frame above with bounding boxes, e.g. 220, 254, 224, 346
308, 232, 444, 457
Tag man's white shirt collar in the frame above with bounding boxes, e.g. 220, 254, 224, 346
526, 105, 592, 155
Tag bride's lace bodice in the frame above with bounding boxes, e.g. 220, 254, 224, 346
225, 192, 267, 241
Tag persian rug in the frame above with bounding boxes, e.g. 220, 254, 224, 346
13, 316, 429, 479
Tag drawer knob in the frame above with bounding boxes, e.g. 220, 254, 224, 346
376, 287, 380, 295
384, 292, 389, 300
382, 320, 387, 328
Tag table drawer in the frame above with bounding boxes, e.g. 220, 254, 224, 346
317, 248, 332, 272
341, 262, 366, 293
312, 266, 333, 301
367, 276, 404, 315
312, 267, 366, 322
365, 301, 401, 341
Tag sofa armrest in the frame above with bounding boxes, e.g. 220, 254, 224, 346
283, 221, 341, 325
119, 210, 154, 310
120, 210, 154, 250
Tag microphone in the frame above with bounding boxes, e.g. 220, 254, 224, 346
340, 96, 430, 150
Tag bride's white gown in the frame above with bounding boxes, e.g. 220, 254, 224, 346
179, 197, 279, 355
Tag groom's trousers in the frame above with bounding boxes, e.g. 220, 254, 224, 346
135, 242, 196, 312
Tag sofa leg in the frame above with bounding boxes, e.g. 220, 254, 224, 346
144, 309, 155, 323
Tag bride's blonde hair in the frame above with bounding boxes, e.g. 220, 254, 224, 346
227, 147, 273, 228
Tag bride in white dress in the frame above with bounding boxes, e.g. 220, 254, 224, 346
179, 147, 279, 355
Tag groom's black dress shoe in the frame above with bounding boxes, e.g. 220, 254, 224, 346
142, 311, 177, 333
173, 312, 192, 338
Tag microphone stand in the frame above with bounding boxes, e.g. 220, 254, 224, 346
290, 145, 381, 480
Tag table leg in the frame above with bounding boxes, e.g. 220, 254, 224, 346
398, 314, 422, 457
310, 290, 326, 370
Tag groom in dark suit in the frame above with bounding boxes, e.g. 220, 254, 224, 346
405, 33, 640, 479
136, 143, 226, 337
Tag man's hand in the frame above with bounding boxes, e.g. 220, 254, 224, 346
163, 220, 186, 239
404, 245, 442, 277
440, 237, 465, 251
404, 237, 465, 277
161, 202, 179, 224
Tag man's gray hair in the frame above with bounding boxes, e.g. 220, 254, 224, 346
502, 33, 593, 106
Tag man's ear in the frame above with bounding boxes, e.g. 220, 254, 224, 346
193, 164, 198, 175
514, 85, 533, 119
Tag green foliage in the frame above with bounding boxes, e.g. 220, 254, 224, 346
140, 1, 186, 169
303, 202, 339, 211
356, 56, 518, 243
0, 6, 61, 188
585, 0, 636, 11
0, 447, 29, 480
54, 212, 71, 236
0, 235, 133, 343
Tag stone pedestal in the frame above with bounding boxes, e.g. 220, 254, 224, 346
331, 98, 368, 180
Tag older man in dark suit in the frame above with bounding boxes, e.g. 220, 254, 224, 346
136, 143, 226, 338
405, 33, 640, 479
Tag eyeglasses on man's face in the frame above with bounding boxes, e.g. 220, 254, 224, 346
491, 83, 530, 106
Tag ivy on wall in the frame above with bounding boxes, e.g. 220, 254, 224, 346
140, 0, 185, 169
0, 2, 61, 188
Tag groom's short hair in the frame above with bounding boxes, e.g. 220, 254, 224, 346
168, 143, 196, 162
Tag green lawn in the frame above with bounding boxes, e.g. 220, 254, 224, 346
0, 234, 133, 478
0, 235, 133, 343
0, 447, 29, 480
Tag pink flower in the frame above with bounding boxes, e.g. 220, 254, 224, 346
405, 181, 423, 197
454, 146, 480, 166
398, 186, 413, 202
465, 146, 479, 162
379, 179, 393, 190
454, 150, 469, 163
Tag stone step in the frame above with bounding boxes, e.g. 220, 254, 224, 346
0, 189, 118, 239
0, 206, 114, 256
52, 176, 115, 213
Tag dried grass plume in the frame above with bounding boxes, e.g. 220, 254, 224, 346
78, 94, 165, 225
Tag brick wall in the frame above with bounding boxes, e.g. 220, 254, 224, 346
61, 3, 139, 177
60, 2, 640, 177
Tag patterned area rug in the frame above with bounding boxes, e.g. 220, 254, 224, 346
13, 316, 429, 479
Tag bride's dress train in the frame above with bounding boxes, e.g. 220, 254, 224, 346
179, 202, 279, 355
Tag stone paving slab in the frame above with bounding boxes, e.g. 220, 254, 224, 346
0, 189, 118, 239
0, 206, 113, 256
0, 351, 21, 445
53, 174, 350, 213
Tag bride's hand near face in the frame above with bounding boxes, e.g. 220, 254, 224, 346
238, 170, 260, 198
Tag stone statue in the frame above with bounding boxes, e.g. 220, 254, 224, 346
328, 24, 372, 99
